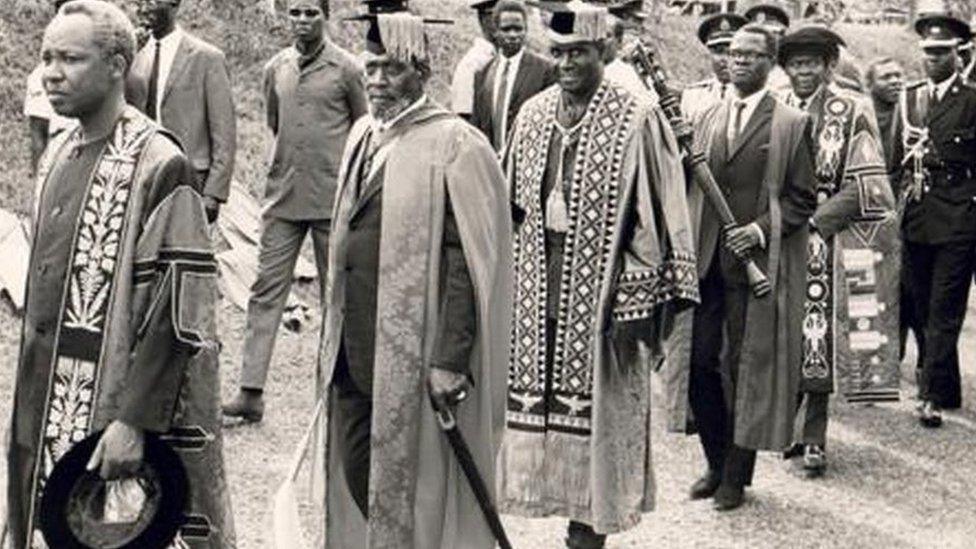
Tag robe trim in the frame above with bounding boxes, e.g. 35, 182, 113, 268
509, 81, 638, 435
612, 252, 698, 321
26, 110, 155, 546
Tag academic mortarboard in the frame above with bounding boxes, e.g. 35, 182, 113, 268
915, 14, 972, 49
744, 3, 790, 29
346, 4, 451, 61
469, 0, 499, 12
39, 432, 188, 549
697, 12, 747, 47
777, 25, 845, 66
530, 0, 609, 45
607, 0, 647, 20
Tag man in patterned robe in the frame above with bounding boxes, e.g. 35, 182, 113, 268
7, 2, 233, 547
500, 4, 698, 547
778, 26, 898, 476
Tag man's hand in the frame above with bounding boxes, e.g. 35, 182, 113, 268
724, 223, 763, 257
428, 368, 472, 411
202, 196, 221, 224
86, 420, 144, 480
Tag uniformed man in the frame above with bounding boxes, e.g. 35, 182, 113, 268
681, 12, 747, 120
891, 14, 976, 428
743, 2, 791, 96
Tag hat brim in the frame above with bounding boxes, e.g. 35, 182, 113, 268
548, 30, 603, 46
40, 432, 188, 549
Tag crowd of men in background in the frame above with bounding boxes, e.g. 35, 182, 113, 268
12, 0, 976, 547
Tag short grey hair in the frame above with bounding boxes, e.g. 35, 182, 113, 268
57, 0, 137, 69
865, 56, 900, 84
737, 23, 778, 59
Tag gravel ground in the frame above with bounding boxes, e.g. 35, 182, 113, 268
1, 290, 975, 548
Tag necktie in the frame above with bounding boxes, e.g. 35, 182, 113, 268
798, 98, 807, 111
356, 129, 377, 198
493, 58, 511, 151
720, 83, 727, 100
146, 40, 161, 120
731, 100, 746, 144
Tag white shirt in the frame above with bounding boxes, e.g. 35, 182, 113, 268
605, 58, 659, 103
785, 85, 824, 111
492, 49, 524, 151
727, 87, 768, 143
928, 73, 958, 102
145, 26, 184, 121
450, 37, 495, 115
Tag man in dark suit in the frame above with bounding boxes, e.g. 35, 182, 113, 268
891, 15, 976, 427
472, 0, 555, 153
128, 0, 236, 223
686, 24, 816, 511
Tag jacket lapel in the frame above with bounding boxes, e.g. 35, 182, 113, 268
729, 94, 774, 161
161, 36, 193, 105
710, 101, 731, 169
927, 82, 958, 126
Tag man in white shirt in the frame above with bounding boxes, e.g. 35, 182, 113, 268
451, 0, 497, 120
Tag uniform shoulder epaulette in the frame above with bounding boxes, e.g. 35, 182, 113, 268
905, 80, 927, 90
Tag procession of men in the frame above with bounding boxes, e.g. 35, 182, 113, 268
7, 0, 976, 547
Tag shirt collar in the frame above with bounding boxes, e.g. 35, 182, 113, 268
499, 48, 524, 68
376, 94, 428, 133
149, 25, 183, 48
732, 86, 768, 109
789, 85, 824, 110
929, 72, 958, 100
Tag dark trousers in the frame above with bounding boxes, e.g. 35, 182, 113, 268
688, 261, 757, 487
332, 347, 372, 518
899, 252, 925, 368
904, 240, 976, 409
795, 392, 829, 446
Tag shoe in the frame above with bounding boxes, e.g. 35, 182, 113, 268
712, 483, 745, 511
689, 469, 722, 500
222, 389, 265, 423
802, 444, 827, 477
918, 400, 942, 428
566, 521, 606, 548
782, 442, 804, 460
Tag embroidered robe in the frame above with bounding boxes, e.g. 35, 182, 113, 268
315, 103, 513, 548
6, 107, 234, 549
799, 88, 900, 401
499, 80, 698, 534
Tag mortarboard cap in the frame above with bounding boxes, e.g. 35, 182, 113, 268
531, 0, 609, 45
469, 0, 499, 12
607, 0, 647, 20
360, 0, 410, 14
777, 25, 845, 66
346, 3, 451, 61
744, 3, 790, 29
698, 12, 747, 47
915, 14, 972, 49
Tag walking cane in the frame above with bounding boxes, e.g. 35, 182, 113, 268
429, 395, 513, 549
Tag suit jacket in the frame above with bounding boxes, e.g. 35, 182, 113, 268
472, 50, 555, 150
892, 77, 976, 244
699, 93, 816, 284
127, 31, 237, 202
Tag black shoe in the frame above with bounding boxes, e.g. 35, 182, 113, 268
802, 444, 827, 477
918, 400, 942, 428
712, 483, 745, 511
566, 521, 606, 549
689, 469, 722, 500
222, 389, 265, 423
782, 442, 804, 460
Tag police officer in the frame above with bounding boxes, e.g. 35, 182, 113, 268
893, 14, 976, 428
743, 2, 791, 96
680, 12, 747, 120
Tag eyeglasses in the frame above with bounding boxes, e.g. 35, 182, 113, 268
728, 49, 770, 62
288, 8, 322, 18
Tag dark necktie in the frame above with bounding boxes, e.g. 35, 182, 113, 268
355, 129, 377, 199
731, 100, 747, 144
146, 40, 161, 120
493, 58, 511, 151
720, 83, 727, 100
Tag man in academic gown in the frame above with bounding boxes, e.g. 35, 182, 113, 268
8, 2, 234, 547
313, 5, 513, 548
668, 23, 817, 511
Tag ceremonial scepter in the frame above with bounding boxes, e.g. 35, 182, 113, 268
626, 41, 772, 298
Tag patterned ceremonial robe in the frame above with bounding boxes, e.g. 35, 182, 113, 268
315, 101, 513, 549
499, 79, 698, 534
7, 107, 234, 549
788, 86, 900, 401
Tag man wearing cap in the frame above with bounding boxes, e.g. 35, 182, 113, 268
314, 6, 512, 547
891, 14, 976, 427
8, 1, 234, 547
669, 22, 816, 511
501, 3, 698, 545
222, 0, 368, 422
778, 25, 898, 476
127, 0, 236, 224
744, 2, 792, 97
472, 0, 556, 152
681, 12, 747, 120
452, 1, 497, 120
